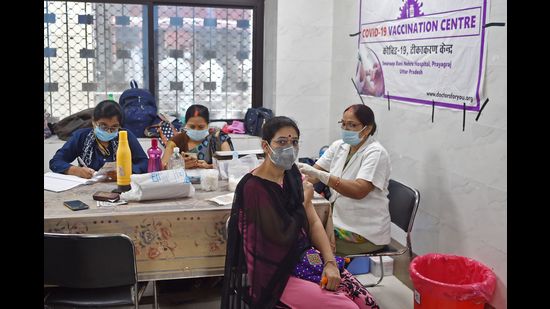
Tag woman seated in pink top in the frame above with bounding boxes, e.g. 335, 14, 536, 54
221, 116, 379, 309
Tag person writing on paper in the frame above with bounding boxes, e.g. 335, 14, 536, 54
297, 104, 391, 255
221, 116, 379, 309
161, 104, 233, 169
49, 100, 148, 179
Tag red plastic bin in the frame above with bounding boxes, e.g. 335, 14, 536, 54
409, 253, 496, 309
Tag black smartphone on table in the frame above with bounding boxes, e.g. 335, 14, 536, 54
92, 191, 120, 202
63, 200, 90, 211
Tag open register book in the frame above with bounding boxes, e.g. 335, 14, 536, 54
44, 162, 118, 192
44, 172, 103, 192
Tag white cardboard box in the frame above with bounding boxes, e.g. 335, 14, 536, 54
369, 256, 394, 277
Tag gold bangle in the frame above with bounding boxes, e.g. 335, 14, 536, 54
334, 177, 341, 188
323, 259, 337, 268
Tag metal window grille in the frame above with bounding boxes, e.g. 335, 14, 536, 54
44, 1, 253, 121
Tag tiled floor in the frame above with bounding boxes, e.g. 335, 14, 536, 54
48, 240, 498, 309
100, 239, 418, 309
52, 273, 414, 309
132, 272, 414, 309
357, 273, 414, 309
50, 241, 419, 308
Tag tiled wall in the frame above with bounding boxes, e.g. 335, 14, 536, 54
264, 0, 334, 159
328, 1, 507, 308
266, 0, 507, 307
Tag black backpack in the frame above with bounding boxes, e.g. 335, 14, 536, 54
244, 107, 274, 137
52, 108, 94, 140
118, 80, 158, 138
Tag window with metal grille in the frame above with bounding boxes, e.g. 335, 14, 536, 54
44, 0, 262, 122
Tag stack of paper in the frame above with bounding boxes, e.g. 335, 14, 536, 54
207, 192, 235, 206
44, 172, 102, 192
97, 200, 128, 208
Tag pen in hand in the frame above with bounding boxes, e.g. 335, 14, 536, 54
77, 156, 87, 168
73, 157, 95, 179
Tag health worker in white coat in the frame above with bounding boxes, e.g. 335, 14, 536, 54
298, 104, 391, 255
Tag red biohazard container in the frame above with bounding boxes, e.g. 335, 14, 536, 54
409, 253, 496, 309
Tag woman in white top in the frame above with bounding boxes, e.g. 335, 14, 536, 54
298, 104, 391, 255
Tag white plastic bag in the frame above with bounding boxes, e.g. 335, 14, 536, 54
227, 154, 259, 191
213, 157, 228, 180
200, 169, 219, 191
120, 168, 195, 201
216, 153, 260, 184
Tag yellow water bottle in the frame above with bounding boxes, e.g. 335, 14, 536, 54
116, 130, 132, 192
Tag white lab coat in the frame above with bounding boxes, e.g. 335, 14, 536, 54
316, 136, 391, 245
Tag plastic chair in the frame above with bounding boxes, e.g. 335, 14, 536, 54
44, 232, 148, 308
345, 179, 420, 287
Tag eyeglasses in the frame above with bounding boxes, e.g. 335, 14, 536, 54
271, 137, 300, 148
338, 120, 364, 130
96, 123, 121, 133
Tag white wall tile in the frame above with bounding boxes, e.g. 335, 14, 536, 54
263, 59, 277, 102
328, 1, 507, 307
485, 28, 507, 67
332, 25, 361, 62
440, 173, 488, 235
275, 95, 330, 158
332, 0, 360, 30
276, 95, 330, 128
264, 0, 278, 62
268, 1, 506, 306
276, 25, 333, 61
476, 65, 507, 130
411, 209, 440, 254
277, 0, 334, 28
276, 60, 332, 96
475, 186, 507, 254
298, 128, 330, 159
488, 0, 507, 22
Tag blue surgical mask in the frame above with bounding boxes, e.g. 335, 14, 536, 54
267, 144, 299, 170
341, 126, 367, 146
94, 126, 118, 142
186, 129, 209, 141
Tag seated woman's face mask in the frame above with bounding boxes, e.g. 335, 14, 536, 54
186, 128, 209, 141
94, 126, 118, 142
267, 143, 298, 170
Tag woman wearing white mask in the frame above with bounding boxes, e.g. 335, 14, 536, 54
297, 104, 391, 255
161, 104, 233, 169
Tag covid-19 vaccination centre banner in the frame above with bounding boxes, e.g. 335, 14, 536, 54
355, 0, 488, 111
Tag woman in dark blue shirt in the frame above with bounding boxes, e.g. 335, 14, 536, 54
49, 100, 148, 179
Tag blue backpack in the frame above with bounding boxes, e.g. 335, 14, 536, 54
244, 107, 274, 137
118, 80, 158, 138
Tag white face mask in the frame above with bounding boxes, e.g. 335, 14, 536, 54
341, 125, 367, 146
186, 128, 209, 141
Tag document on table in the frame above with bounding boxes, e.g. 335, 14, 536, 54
207, 192, 235, 206
44, 172, 103, 192
97, 200, 128, 208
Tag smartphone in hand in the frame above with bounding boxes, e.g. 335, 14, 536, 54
184, 152, 198, 159
63, 200, 90, 211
